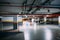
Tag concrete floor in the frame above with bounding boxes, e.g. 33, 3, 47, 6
0, 23, 60, 40
20, 24, 60, 40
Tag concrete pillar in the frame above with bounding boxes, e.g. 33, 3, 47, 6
58, 16, 60, 26
13, 15, 17, 30
44, 17, 47, 24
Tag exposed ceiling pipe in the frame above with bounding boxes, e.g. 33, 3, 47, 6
31, 0, 54, 14
27, 0, 36, 12
29, 8, 37, 13
22, 0, 27, 14
28, 0, 42, 14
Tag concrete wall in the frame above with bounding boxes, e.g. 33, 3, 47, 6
2, 17, 13, 22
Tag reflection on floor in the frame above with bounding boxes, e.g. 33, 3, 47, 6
20, 24, 60, 40
0, 23, 60, 40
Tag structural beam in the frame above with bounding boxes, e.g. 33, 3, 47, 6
58, 16, 60, 26
13, 15, 17, 30
44, 16, 47, 24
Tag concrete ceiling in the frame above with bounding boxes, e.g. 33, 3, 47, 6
0, 0, 60, 14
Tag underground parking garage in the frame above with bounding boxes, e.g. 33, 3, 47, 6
0, 0, 60, 40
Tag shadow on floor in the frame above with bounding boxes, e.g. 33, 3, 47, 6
0, 31, 23, 38
0, 30, 24, 40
